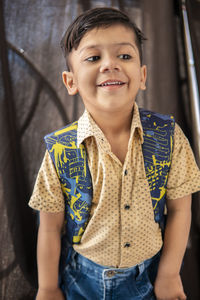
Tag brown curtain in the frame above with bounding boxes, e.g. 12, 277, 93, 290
0, 0, 199, 299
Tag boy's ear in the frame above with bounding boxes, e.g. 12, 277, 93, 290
140, 65, 147, 90
62, 71, 78, 95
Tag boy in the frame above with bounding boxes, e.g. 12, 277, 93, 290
29, 7, 200, 300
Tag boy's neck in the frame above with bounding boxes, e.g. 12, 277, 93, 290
89, 107, 133, 137
87, 106, 134, 164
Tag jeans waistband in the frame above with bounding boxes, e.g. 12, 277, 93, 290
72, 249, 161, 279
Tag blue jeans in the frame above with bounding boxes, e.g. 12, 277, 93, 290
61, 249, 160, 300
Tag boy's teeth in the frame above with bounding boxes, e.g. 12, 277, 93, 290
101, 81, 123, 86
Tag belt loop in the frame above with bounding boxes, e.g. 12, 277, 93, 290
135, 262, 145, 281
138, 262, 145, 275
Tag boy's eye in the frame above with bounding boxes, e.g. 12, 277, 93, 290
118, 54, 132, 60
86, 56, 100, 62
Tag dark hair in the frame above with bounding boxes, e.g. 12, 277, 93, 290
61, 7, 146, 69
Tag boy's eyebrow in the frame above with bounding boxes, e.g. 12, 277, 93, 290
79, 42, 138, 54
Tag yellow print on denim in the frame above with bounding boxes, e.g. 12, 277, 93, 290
45, 122, 92, 244
143, 120, 174, 212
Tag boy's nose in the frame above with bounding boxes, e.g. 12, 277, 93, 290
99, 57, 121, 73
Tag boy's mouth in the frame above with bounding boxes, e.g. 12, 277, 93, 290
97, 80, 125, 87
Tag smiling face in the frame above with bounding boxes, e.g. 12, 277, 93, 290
63, 24, 147, 117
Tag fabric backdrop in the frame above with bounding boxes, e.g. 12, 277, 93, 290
0, 0, 199, 299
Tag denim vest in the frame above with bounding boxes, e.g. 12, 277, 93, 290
44, 109, 175, 246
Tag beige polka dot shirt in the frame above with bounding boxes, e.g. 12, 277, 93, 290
29, 103, 200, 268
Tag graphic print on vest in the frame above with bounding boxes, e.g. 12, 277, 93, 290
44, 122, 93, 244
140, 110, 175, 224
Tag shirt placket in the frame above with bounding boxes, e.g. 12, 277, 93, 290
119, 144, 134, 267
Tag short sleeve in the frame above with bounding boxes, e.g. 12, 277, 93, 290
28, 150, 65, 212
166, 123, 200, 199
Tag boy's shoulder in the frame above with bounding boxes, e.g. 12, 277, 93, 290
139, 108, 175, 137
44, 120, 78, 141
43, 120, 81, 153
139, 107, 175, 123
139, 108, 175, 145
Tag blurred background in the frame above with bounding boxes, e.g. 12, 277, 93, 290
0, 0, 200, 299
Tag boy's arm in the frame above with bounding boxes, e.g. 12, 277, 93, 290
36, 211, 65, 300
154, 194, 191, 300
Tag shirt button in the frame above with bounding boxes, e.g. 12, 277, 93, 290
124, 242, 131, 248
124, 204, 130, 210
124, 169, 128, 175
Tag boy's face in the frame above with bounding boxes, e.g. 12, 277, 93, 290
63, 24, 147, 116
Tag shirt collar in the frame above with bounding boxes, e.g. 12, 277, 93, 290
130, 102, 144, 144
77, 110, 97, 147
77, 102, 144, 147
